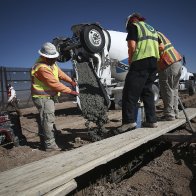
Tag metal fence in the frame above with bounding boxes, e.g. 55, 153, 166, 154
0, 66, 74, 110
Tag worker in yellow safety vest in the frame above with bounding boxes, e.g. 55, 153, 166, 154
31, 42, 79, 151
157, 31, 182, 121
116, 13, 160, 134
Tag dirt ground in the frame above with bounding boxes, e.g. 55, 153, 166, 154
0, 94, 196, 196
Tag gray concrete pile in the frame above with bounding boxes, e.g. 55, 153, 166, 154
76, 62, 109, 141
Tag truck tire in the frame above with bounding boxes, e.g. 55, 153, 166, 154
52, 37, 71, 62
80, 25, 105, 53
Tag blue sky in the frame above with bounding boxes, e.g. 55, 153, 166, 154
1, 0, 195, 72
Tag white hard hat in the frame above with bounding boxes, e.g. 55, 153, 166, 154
38, 42, 59, 58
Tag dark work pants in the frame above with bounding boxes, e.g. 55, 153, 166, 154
122, 57, 157, 124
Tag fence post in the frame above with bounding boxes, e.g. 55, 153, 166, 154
3, 67, 8, 110
0, 67, 4, 110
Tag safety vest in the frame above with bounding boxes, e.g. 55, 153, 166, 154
132, 21, 160, 62
158, 31, 182, 71
31, 62, 59, 98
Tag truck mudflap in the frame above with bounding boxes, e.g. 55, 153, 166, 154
74, 61, 111, 140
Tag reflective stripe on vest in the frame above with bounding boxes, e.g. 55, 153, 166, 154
31, 62, 59, 97
158, 31, 182, 67
132, 21, 160, 62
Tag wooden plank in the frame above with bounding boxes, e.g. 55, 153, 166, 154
0, 108, 195, 196
45, 179, 77, 196
161, 133, 196, 143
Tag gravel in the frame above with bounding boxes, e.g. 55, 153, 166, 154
76, 61, 109, 139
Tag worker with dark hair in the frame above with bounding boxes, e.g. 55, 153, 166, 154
31, 42, 79, 151
117, 13, 160, 133
157, 31, 182, 120
6, 83, 22, 116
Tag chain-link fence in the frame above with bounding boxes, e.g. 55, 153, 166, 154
0, 66, 74, 110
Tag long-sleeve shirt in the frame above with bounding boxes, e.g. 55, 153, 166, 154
34, 65, 73, 94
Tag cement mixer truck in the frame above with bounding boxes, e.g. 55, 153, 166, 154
53, 23, 195, 110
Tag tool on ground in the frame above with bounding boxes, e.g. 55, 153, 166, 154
178, 97, 195, 133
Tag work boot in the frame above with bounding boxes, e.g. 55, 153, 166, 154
160, 115, 175, 121
142, 122, 158, 128
46, 144, 61, 152
116, 122, 137, 134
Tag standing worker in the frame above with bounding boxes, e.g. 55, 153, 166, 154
31, 42, 78, 151
117, 13, 160, 133
6, 83, 22, 116
157, 31, 182, 120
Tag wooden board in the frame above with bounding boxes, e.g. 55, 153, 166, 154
0, 108, 195, 196
45, 179, 77, 196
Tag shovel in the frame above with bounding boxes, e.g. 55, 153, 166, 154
178, 97, 195, 133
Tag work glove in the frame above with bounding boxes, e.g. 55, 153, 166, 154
70, 90, 79, 96
70, 81, 77, 87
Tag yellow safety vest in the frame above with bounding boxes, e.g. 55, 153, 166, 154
132, 21, 160, 62
31, 62, 59, 98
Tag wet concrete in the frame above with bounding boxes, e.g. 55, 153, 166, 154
75, 61, 109, 139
